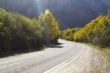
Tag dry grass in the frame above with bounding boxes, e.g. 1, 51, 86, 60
87, 44, 110, 63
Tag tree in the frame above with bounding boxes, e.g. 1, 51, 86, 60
108, 9, 110, 18
61, 28, 77, 41
0, 8, 61, 57
38, 10, 60, 44
74, 14, 110, 47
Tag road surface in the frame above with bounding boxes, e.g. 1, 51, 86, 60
0, 39, 109, 73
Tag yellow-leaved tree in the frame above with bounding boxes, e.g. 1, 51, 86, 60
38, 10, 60, 44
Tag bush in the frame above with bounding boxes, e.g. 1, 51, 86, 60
60, 28, 78, 41
0, 8, 60, 57
74, 11, 110, 47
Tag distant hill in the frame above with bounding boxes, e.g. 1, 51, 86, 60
0, 0, 110, 28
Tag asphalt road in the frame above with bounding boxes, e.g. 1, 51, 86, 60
0, 39, 82, 73
0, 39, 109, 73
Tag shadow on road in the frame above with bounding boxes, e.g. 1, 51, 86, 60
47, 43, 64, 48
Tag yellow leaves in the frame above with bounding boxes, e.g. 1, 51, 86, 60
107, 9, 110, 18
74, 29, 87, 41
61, 28, 77, 41
38, 9, 60, 40
18, 14, 33, 26
73, 13, 110, 46
45, 10, 50, 15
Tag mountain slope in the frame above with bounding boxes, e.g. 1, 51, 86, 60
44, 0, 110, 27
0, 0, 110, 28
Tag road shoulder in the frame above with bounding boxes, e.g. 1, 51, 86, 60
45, 44, 110, 73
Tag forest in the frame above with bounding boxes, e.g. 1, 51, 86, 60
0, 8, 110, 57
61, 9, 110, 47
0, 8, 60, 57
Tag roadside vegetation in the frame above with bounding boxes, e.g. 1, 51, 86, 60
60, 28, 79, 41
60, 9, 110, 65
88, 44, 110, 63
61, 9, 110, 47
0, 7, 110, 58
0, 8, 60, 57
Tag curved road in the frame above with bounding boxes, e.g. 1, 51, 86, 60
0, 39, 109, 73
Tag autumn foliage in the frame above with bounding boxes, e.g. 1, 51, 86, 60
61, 9, 110, 47
0, 8, 60, 57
